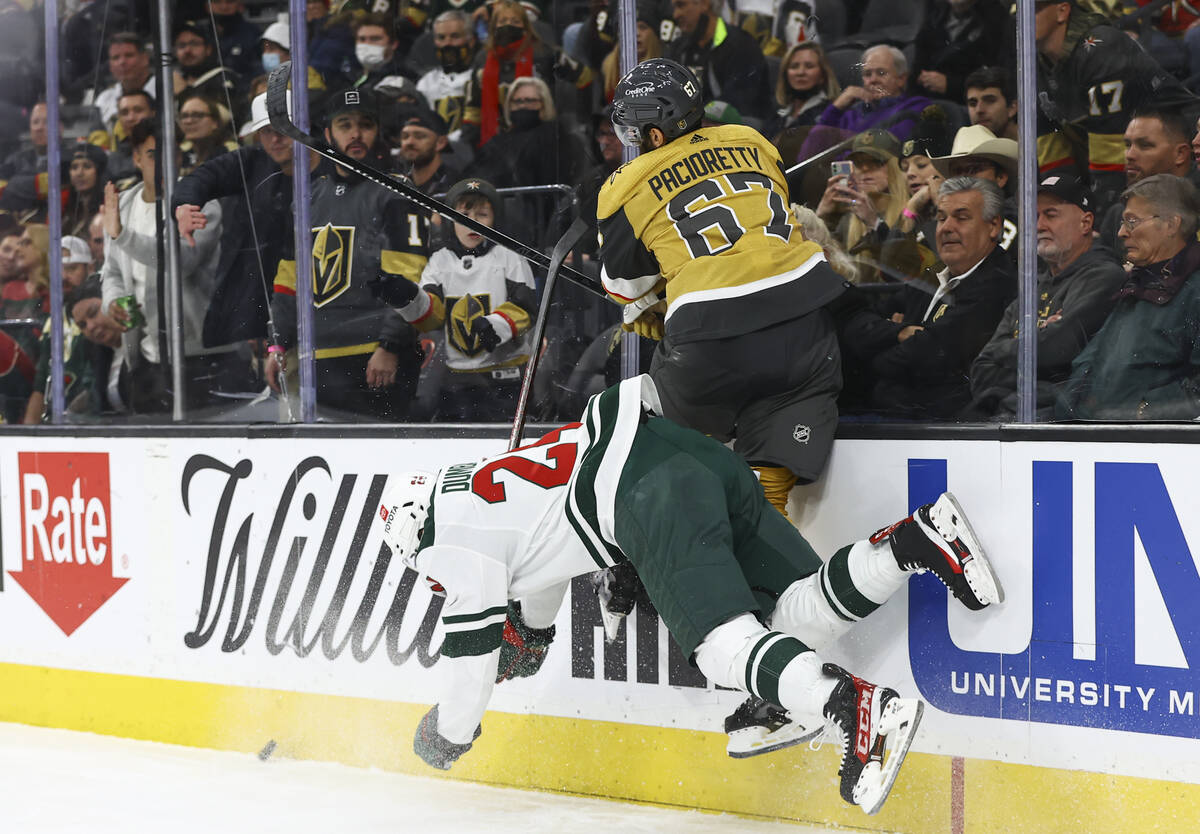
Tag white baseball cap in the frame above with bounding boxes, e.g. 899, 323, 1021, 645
61, 236, 92, 265
240, 89, 292, 138
261, 21, 290, 51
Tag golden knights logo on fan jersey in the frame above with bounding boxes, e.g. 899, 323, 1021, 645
448, 292, 492, 356
312, 223, 355, 307
434, 96, 465, 134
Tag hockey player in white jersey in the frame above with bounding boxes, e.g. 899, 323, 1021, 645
379, 375, 1003, 815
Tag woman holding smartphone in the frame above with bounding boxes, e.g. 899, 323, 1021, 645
815, 128, 907, 282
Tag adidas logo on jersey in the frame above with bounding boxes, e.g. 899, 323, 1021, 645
690, 133, 708, 143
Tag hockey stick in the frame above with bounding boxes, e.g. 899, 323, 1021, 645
507, 216, 589, 450
266, 63, 606, 299
784, 105, 939, 177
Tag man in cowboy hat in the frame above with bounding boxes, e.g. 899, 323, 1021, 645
931, 124, 1018, 258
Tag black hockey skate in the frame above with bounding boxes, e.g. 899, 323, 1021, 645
724, 696, 821, 759
871, 491, 1004, 611
819, 663, 923, 815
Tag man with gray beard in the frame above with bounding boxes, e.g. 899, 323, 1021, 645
967, 173, 1125, 418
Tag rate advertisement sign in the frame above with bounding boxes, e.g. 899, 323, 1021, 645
13, 451, 126, 636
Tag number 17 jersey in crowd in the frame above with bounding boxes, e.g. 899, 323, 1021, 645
596, 123, 846, 345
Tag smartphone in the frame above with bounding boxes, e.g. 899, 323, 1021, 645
830, 160, 854, 179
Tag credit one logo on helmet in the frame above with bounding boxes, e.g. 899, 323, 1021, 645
12, 452, 127, 636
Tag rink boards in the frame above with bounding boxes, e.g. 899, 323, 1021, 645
0, 430, 1199, 832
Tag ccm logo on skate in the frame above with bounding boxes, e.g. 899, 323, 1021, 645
11, 452, 128, 636
856, 685, 874, 760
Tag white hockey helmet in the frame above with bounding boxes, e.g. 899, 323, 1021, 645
377, 470, 436, 564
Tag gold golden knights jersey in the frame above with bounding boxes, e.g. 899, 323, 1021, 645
597, 123, 845, 344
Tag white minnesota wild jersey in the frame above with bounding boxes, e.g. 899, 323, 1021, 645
408, 375, 659, 743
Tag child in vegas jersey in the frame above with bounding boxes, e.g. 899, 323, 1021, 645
380, 374, 1004, 815
391, 178, 536, 421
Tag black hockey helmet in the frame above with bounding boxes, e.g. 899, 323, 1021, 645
611, 58, 703, 148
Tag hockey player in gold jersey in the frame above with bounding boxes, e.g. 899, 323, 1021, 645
597, 58, 848, 517
597, 57, 854, 761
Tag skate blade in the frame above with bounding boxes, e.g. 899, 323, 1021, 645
939, 492, 1005, 606
726, 722, 822, 759
598, 605, 625, 644
856, 698, 924, 816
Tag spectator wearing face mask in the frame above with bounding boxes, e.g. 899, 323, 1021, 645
467, 76, 588, 192
461, 0, 593, 149
349, 13, 413, 91
260, 20, 328, 93
417, 10, 479, 140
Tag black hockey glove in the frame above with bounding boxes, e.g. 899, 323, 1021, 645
367, 271, 420, 308
495, 601, 555, 683
413, 705, 480, 770
591, 562, 645, 643
470, 315, 502, 352
553, 50, 585, 82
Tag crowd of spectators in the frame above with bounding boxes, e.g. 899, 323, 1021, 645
2, 0, 1200, 424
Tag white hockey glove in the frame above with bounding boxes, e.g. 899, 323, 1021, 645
621, 284, 667, 341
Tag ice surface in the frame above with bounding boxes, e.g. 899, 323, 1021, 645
0, 722, 837, 833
